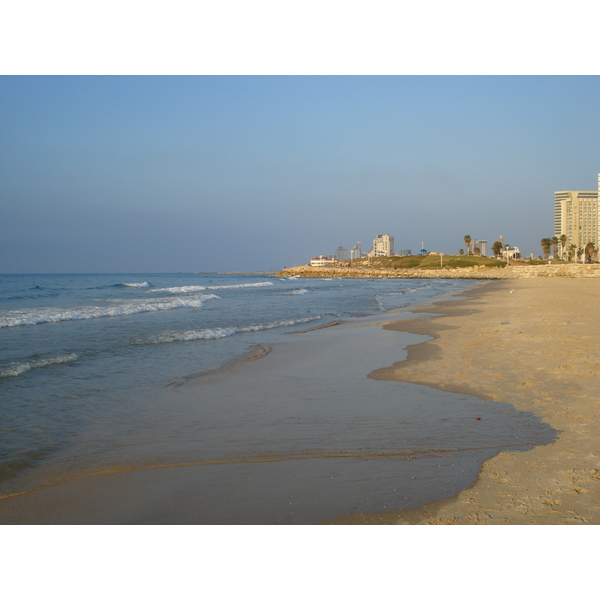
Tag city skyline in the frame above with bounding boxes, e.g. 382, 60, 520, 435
2, 76, 600, 273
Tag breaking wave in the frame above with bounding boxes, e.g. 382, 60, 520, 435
284, 288, 308, 295
150, 281, 274, 293
0, 294, 219, 328
122, 281, 150, 288
0, 353, 78, 378
142, 316, 322, 344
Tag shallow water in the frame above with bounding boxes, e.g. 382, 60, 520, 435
0, 274, 557, 523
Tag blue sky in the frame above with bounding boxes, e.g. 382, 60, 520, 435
1, 75, 600, 272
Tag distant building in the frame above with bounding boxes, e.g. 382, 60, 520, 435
368, 234, 394, 257
554, 190, 598, 259
502, 245, 521, 260
396, 249, 412, 257
334, 246, 349, 261
469, 239, 488, 257
310, 255, 337, 267
350, 242, 362, 260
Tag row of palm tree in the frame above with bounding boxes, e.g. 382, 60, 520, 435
459, 234, 597, 262
541, 236, 597, 262
460, 234, 597, 262
540, 235, 568, 259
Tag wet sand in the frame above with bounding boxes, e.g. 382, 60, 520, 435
328, 278, 600, 524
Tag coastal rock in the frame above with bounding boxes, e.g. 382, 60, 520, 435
276, 264, 600, 280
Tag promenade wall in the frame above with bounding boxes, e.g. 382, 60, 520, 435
277, 264, 600, 279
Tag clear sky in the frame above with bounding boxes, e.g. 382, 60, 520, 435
2, 75, 600, 273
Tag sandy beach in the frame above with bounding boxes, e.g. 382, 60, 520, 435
329, 278, 600, 524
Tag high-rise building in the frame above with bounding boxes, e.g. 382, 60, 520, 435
554, 190, 598, 259
350, 242, 362, 260
469, 239, 488, 257
334, 246, 349, 261
369, 234, 394, 257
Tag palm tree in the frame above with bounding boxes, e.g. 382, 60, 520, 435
559, 234, 567, 260
568, 244, 577, 262
473, 246, 481, 256
540, 238, 552, 259
585, 242, 596, 263
551, 236, 559, 258
464, 235, 472, 256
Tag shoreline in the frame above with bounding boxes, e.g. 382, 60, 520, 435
0, 279, 532, 524
2, 278, 596, 524
325, 278, 600, 524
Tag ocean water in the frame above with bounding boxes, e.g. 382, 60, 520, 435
0, 273, 557, 523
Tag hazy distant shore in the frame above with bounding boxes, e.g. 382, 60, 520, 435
327, 278, 600, 524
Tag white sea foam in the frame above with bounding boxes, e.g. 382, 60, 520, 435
150, 285, 210, 294
151, 281, 274, 293
143, 316, 321, 344
0, 353, 78, 378
123, 281, 150, 288
284, 288, 308, 295
0, 294, 219, 328
380, 289, 417, 296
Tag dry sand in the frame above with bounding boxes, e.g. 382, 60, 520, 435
329, 278, 600, 524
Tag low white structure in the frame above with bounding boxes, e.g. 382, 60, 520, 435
502, 245, 521, 260
310, 255, 337, 267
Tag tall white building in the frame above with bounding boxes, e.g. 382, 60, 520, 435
554, 190, 598, 259
369, 234, 394, 257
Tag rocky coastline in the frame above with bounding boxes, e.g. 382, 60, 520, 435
277, 263, 600, 279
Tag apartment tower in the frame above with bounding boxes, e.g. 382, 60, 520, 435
370, 234, 394, 257
554, 190, 598, 259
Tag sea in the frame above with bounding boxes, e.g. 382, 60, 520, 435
0, 273, 557, 524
